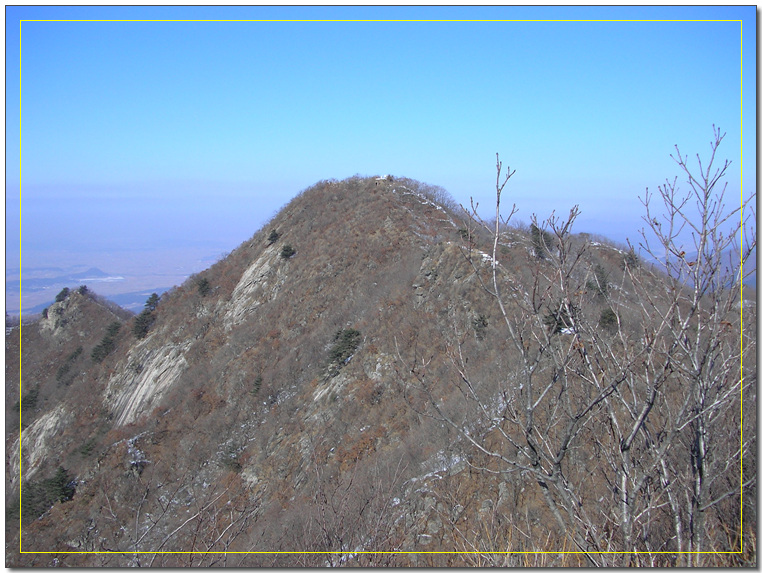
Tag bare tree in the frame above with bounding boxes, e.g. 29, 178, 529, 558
76, 459, 262, 567
396, 129, 756, 566
294, 451, 407, 567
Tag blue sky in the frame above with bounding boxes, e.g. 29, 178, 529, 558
6, 5, 756, 308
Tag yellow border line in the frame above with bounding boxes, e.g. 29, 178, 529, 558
18, 15, 23, 557
15, 550, 749, 555
19, 18, 743, 22
739, 17, 745, 557
16, 17, 747, 559
13, 547, 750, 555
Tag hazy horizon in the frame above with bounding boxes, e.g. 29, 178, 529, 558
6, 5, 755, 315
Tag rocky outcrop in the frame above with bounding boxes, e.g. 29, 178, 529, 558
13, 404, 73, 483
223, 245, 287, 330
106, 338, 192, 426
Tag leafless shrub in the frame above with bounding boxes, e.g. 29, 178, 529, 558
398, 132, 756, 566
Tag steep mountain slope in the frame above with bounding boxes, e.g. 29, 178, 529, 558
7, 289, 132, 476
6, 175, 755, 567
6, 177, 479, 565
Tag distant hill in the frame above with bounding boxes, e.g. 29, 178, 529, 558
6, 176, 755, 567
6, 267, 123, 293
6, 267, 129, 316
16, 288, 166, 317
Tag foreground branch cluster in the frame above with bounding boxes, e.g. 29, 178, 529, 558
398, 127, 756, 566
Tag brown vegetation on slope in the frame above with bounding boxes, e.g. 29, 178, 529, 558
6, 151, 756, 566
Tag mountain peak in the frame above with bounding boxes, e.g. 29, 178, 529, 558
7, 174, 754, 567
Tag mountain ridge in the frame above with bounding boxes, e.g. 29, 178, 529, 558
8, 175, 490, 565
6, 174, 755, 566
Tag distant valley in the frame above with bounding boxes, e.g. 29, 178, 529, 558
6, 247, 226, 315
